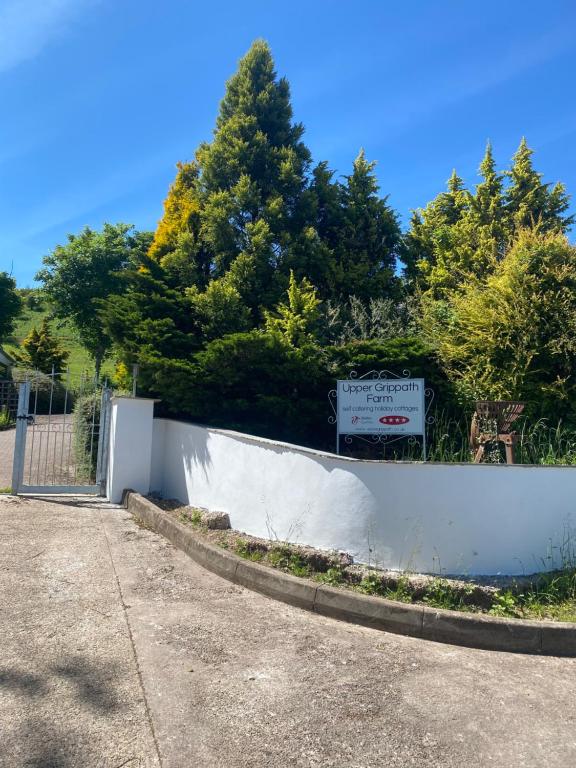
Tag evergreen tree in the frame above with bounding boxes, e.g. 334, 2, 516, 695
505, 138, 573, 233
331, 149, 401, 301
100, 253, 202, 392
423, 230, 576, 421
404, 139, 573, 293
151, 39, 321, 314
187, 279, 251, 341
148, 162, 211, 287
264, 270, 321, 346
16, 318, 69, 374
402, 169, 470, 288
471, 142, 504, 229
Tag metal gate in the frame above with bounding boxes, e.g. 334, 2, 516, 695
11, 372, 111, 495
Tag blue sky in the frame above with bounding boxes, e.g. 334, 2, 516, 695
1, 0, 575, 286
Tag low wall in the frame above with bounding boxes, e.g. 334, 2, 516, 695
150, 418, 576, 576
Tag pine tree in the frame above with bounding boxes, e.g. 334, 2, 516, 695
100, 253, 202, 384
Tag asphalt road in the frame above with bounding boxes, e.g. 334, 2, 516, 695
1, 495, 575, 767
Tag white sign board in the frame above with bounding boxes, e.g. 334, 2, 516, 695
337, 378, 425, 435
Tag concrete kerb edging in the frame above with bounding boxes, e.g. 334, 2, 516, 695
123, 492, 576, 656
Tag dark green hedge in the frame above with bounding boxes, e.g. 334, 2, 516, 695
139, 332, 457, 453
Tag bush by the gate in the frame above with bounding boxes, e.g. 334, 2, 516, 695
72, 392, 101, 482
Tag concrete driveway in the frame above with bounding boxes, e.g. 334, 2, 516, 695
0, 427, 14, 489
1, 495, 575, 768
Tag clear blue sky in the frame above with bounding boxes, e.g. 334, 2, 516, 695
1, 0, 575, 286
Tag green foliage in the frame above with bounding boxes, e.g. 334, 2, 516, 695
234, 538, 265, 562
140, 332, 453, 452
14, 318, 69, 374
0, 406, 14, 431
155, 330, 327, 445
321, 294, 419, 345
187, 279, 251, 341
424, 230, 576, 422
36, 223, 152, 377
72, 391, 101, 482
0, 272, 22, 341
144, 41, 400, 317
149, 39, 319, 313
264, 270, 321, 346
421, 578, 475, 610
404, 139, 573, 295
315, 567, 346, 586
505, 138, 573, 233
330, 149, 401, 301
5, 291, 110, 384
100, 253, 202, 388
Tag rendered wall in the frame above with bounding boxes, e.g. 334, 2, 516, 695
150, 418, 576, 576
107, 397, 156, 503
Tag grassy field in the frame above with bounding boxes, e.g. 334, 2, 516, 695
5, 292, 114, 385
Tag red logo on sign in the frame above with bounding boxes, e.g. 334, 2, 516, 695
379, 415, 410, 425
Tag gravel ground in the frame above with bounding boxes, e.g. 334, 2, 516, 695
1, 495, 575, 767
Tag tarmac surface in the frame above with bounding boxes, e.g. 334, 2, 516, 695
1, 494, 575, 767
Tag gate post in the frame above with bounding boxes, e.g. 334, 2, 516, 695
106, 396, 157, 503
11, 381, 30, 494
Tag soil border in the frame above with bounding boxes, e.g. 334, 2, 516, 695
124, 491, 576, 656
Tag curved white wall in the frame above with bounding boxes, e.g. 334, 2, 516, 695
150, 418, 576, 576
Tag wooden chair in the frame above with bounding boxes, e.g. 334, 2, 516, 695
470, 401, 525, 464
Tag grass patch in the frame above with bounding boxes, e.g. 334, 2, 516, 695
6, 293, 114, 384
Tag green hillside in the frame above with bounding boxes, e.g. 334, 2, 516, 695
5, 291, 114, 384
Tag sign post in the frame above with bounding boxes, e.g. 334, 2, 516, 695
329, 372, 431, 459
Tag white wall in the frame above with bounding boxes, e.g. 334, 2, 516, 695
150, 418, 576, 576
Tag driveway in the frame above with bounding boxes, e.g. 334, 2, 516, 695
0, 428, 14, 489
1, 495, 575, 767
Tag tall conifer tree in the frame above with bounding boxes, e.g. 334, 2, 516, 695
332, 149, 400, 300
505, 138, 573, 233
150, 40, 324, 313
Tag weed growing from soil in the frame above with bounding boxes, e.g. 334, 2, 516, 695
315, 567, 346, 586
163, 500, 576, 623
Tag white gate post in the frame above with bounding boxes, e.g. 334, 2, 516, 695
106, 396, 157, 504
